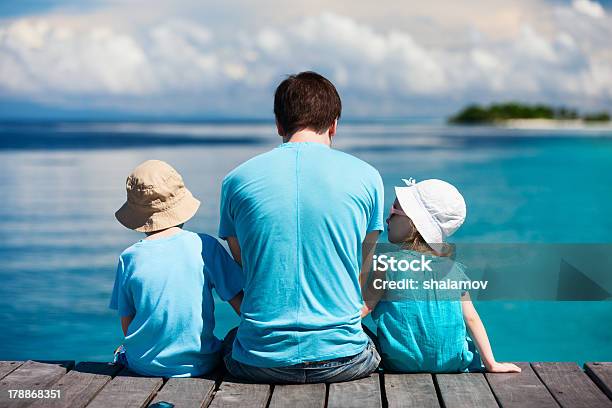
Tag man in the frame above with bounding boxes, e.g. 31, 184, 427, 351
219, 71, 383, 383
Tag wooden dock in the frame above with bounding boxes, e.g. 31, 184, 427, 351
0, 360, 611, 407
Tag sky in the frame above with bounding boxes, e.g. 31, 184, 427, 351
0, 0, 611, 119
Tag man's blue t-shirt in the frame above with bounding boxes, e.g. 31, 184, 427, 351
109, 230, 243, 377
219, 141, 384, 367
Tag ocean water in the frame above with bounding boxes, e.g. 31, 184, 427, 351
0, 121, 610, 364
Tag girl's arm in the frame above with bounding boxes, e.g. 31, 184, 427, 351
121, 316, 134, 337
461, 293, 521, 373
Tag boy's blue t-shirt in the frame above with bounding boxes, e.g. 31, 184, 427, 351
372, 250, 475, 373
219, 142, 384, 367
109, 230, 243, 377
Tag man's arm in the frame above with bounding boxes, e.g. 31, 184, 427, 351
229, 291, 243, 315
226, 237, 242, 266
360, 231, 379, 285
360, 230, 381, 317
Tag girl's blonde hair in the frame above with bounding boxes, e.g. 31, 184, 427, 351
401, 217, 453, 257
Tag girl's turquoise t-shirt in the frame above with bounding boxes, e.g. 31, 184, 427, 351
109, 231, 243, 377
372, 249, 475, 373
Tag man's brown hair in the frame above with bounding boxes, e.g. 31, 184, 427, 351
274, 71, 342, 137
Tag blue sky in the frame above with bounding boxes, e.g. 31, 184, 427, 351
0, 0, 611, 119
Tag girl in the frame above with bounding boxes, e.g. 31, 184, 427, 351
363, 178, 520, 373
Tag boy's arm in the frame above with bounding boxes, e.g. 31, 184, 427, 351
461, 293, 521, 373
121, 315, 134, 337
110, 257, 136, 337
204, 235, 243, 316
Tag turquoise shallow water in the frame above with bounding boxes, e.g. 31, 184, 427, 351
0, 121, 610, 363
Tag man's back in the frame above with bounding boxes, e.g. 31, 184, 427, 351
220, 141, 384, 367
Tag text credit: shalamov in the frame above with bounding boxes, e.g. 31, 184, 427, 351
370, 254, 489, 291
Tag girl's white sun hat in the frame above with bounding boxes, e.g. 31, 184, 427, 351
395, 178, 466, 247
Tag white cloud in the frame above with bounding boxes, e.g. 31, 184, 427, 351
0, 1, 610, 116
572, 0, 606, 18
0, 19, 156, 95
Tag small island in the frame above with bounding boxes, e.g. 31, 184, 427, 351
449, 102, 610, 125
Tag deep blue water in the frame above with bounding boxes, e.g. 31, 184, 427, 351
0, 121, 610, 364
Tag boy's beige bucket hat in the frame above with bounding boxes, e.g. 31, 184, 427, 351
115, 160, 200, 232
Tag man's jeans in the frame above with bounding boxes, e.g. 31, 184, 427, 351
222, 328, 381, 383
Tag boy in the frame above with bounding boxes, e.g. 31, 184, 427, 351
110, 160, 243, 377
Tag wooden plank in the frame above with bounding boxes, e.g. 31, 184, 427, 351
268, 383, 326, 408
28, 362, 122, 408
384, 373, 440, 408
532, 362, 612, 408
86, 368, 163, 408
0, 362, 25, 380
327, 374, 382, 408
0, 360, 74, 408
585, 362, 612, 400
148, 377, 216, 408
436, 373, 498, 408
208, 380, 270, 408
485, 362, 558, 408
